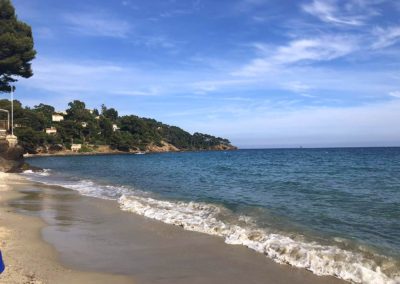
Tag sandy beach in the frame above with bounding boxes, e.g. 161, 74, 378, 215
0, 172, 345, 284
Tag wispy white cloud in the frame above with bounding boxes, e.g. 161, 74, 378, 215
371, 26, 400, 49
235, 35, 358, 76
273, 36, 357, 63
64, 11, 182, 49
64, 12, 131, 38
283, 81, 313, 95
388, 91, 400, 98
114, 88, 161, 96
22, 57, 134, 94
21, 57, 227, 98
302, 0, 367, 26
191, 79, 255, 94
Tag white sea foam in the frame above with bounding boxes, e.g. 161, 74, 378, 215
22, 170, 132, 199
23, 168, 51, 176
21, 170, 400, 283
119, 194, 400, 284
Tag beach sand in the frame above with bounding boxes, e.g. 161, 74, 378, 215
0, 173, 135, 284
0, 173, 345, 284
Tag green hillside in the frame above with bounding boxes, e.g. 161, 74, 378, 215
0, 99, 236, 154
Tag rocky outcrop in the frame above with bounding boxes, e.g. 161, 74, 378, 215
210, 144, 238, 151
0, 140, 24, 172
146, 141, 180, 153
145, 141, 237, 152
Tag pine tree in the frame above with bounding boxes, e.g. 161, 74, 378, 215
0, 0, 36, 93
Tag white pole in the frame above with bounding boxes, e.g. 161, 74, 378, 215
11, 86, 14, 136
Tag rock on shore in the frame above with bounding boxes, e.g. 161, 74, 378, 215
0, 140, 24, 172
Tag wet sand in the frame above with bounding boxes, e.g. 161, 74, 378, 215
0, 173, 134, 283
2, 173, 346, 284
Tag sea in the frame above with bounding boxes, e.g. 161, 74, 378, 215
23, 148, 400, 284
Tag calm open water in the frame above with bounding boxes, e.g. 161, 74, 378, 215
25, 148, 400, 283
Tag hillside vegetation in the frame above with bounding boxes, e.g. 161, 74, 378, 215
0, 99, 236, 154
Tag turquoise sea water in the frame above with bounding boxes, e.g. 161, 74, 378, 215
25, 148, 400, 283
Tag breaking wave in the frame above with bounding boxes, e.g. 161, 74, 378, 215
23, 169, 51, 176
22, 170, 400, 284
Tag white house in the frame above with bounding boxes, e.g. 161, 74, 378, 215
45, 127, 57, 135
52, 113, 64, 122
71, 144, 82, 152
112, 124, 120, 132
81, 122, 88, 128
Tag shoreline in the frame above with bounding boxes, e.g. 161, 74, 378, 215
23, 148, 238, 158
24, 150, 141, 158
0, 173, 344, 284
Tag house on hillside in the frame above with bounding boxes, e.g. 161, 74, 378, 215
45, 127, 57, 135
112, 124, 120, 132
71, 144, 82, 152
81, 122, 88, 128
52, 113, 64, 122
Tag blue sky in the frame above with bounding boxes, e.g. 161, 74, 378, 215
7, 0, 400, 148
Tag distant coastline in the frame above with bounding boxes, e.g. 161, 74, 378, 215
24, 144, 238, 158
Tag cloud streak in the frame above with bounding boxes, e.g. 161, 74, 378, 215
388, 91, 400, 98
302, 0, 367, 26
235, 35, 358, 76
371, 26, 400, 49
64, 12, 131, 38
